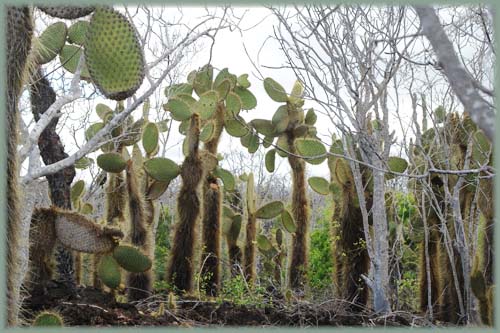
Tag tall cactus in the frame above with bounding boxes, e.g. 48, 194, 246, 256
167, 114, 204, 293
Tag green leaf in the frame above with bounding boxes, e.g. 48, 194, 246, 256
257, 234, 273, 251
70, 180, 85, 202
74, 157, 93, 169
85, 123, 104, 141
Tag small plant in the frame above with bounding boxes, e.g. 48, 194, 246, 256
219, 275, 266, 307
32, 311, 64, 326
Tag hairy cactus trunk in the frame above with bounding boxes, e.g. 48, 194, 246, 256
30, 67, 77, 291
6, 6, 33, 326
287, 135, 309, 292
167, 114, 203, 293
200, 105, 224, 296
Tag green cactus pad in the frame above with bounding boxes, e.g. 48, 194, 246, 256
276, 228, 283, 247
276, 134, 290, 157
262, 136, 274, 148
257, 234, 273, 251
97, 153, 127, 173
165, 83, 193, 98
288, 80, 305, 106
113, 245, 152, 272
386, 157, 408, 180
194, 90, 218, 120
33, 311, 64, 326
305, 108, 317, 125
264, 78, 288, 103
240, 132, 253, 148
75, 157, 93, 169
59, 45, 91, 79
143, 157, 180, 182
272, 105, 289, 134
146, 180, 170, 200
255, 201, 284, 219
97, 254, 122, 289
265, 149, 276, 173
85, 6, 145, 100
334, 159, 351, 186
281, 209, 296, 233
36, 22, 67, 64
81, 202, 94, 215
247, 133, 260, 154
142, 122, 159, 155
225, 117, 249, 137
308, 177, 330, 195
193, 64, 213, 96
251, 119, 276, 137
70, 180, 85, 202
38, 6, 95, 19
200, 121, 215, 142
163, 98, 193, 121
95, 103, 113, 120
295, 138, 327, 165
215, 79, 231, 100
67, 20, 89, 45
225, 92, 242, 117
237, 74, 251, 88
214, 167, 235, 191
213, 68, 234, 88
234, 86, 257, 110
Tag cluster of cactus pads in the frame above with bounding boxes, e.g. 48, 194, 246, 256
34, 5, 144, 100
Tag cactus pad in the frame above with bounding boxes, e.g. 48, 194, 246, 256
67, 20, 89, 45
227, 215, 242, 243
257, 234, 273, 251
272, 105, 289, 134
146, 180, 170, 200
163, 98, 193, 121
59, 45, 91, 79
276, 228, 283, 247
308, 177, 330, 195
194, 90, 218, 120
81, 203, 94, 215
281, 209, 297, 233
70, 179, 85, 202
75, 157, 93, 169
295, 138, 327, 165
225, 117, 249, 137
98, 254, 122, 289
265, 149, 276, 173
165, 83, 193, 97
215, 79, 231, 100
214, 167, 235, 191
251, 119, 276, 137
264, 77, 288, 102
143, 157, 180, 182
386, 157, 408, 179
96, 103, 114, 120
97, 152, 127, 173
193, 65, 213, 96
142, 122, 159, 155
33, 311, 64, 326
234, 86, 257, 110
200, 121, 215, 142
112, 245, 152, 272
54, 211, 122, 253
36, 22, 67, 64
305, 108, 317, 125
255, 201, 284, 219
225, 92, 242, 116
85, 6, 145, 100
38, 6, 95, 19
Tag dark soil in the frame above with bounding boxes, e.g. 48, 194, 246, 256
22, 281, 426, 327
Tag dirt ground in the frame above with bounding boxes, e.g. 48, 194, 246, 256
22, 281, 429, 327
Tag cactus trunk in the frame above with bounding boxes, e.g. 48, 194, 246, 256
244, 212, 257, 284
7, 6, 33, 326
167, 114, 203, 293
287, 137, 309, 292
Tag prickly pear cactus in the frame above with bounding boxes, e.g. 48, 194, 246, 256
32, 311, 64, 326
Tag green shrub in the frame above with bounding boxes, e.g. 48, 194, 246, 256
309, 205, 333, 292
